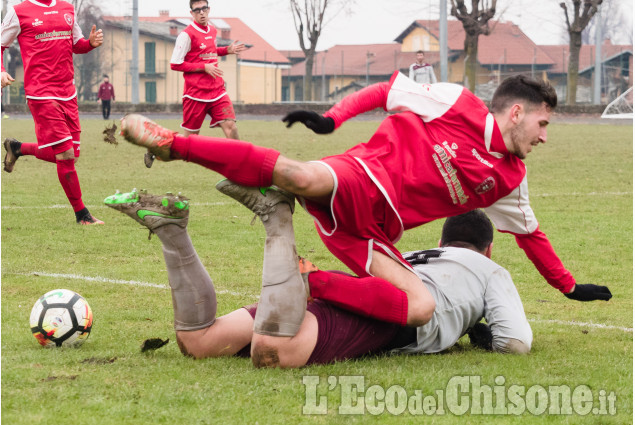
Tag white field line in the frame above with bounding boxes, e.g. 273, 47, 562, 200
1, 201, 232, 210
1, 191, 632, 210
9, 271, 255, 299
7, 272, 630, 333
528, 318, 632, 333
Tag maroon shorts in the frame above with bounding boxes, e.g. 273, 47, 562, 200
298, 155, 412, 277
237, 299, 405, 365
181, 95, 236, 132
27, 98, 81, 156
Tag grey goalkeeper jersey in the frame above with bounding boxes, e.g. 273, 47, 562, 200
393, 247, 532, 354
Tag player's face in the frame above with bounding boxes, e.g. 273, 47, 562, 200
509, 102, 551, 159
190, 1, 210, 26
416, 53, 424, 63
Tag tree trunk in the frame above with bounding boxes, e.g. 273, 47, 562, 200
303, 54, 315, 102
464, 33, 479, 92
567, 31, 582, 104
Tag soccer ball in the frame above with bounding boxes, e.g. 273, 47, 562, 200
29, 289, 93, 348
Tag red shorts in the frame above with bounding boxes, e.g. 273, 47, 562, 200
181, 94, 236, 132
27, 98, 81, 156
238, 299, 404, 365
298, 155, 412, 277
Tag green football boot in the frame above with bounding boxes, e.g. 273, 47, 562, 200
104, 189, 189, 230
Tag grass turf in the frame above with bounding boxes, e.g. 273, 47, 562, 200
1, 117, 632, 424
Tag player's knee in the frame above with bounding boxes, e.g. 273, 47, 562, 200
494, 338, 531, 354
175, 332, 197, 358
251, 341, 281, 368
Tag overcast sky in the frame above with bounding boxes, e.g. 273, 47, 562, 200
5, 0, 633, 50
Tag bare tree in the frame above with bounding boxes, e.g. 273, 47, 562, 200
72, 0, 104, 101
582, 0, 633, 45
560, 0, 603, 104
450, 0, 497, 92
290, 0, 354, 101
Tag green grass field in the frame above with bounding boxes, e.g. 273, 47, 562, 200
1, 117, 632, 424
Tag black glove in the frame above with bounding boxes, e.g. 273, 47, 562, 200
282, 111, 335, 134
564, 284, 612, 302
468, 322, 493, 351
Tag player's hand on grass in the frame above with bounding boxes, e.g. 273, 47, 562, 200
468, 322, 493, 351
282, 111, 335, 134
1, 71, 15, 88
89, 25, 104, 48
564, 284, 612, 302
204, 63, 223, 78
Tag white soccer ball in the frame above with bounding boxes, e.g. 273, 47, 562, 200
29, 289, 93, 348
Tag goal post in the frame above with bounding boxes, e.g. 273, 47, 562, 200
601, 87, 633, 119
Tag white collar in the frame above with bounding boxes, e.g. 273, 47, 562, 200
191, 22, 210, 34
29, 0, 57, 7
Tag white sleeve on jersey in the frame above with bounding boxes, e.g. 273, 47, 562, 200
1, 7, 20, 48
484, 175, 539, 235
408, 64, 415, 80
483, 268, 533, 353
72, 18, 85, 45
386, 71, 463, 122
170, 32, 192, 65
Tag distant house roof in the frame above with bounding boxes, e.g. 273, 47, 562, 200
540, 41, 632, 74
395, 19, 555, 67
287, 44, 456, 77
103, 14, 289, 65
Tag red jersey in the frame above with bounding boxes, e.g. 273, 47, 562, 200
323, 71, 575, 293
170, 21, 229, 102
1, 0, 94, 100
97, 82, 115, 101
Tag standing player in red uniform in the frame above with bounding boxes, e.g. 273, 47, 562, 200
144, 0, 245, 168
118, 73, 612, 330
1, 0, 104, 225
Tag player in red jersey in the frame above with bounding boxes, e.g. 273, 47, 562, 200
143, 0, 245, 168
1, 0, 104, 225
118, 73, 612, 330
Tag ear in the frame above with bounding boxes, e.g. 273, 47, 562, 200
509, 104, 524, 125
438, 239, 442, 248
485, 243, 493, 259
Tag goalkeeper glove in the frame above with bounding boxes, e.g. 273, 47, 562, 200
564, 284, 612, 302
468, 322, 493, 351
282, 111, 335, 134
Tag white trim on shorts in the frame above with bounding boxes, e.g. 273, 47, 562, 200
353, 156, 404, 244
38, 136, 72, 149
182, 92, 227, 103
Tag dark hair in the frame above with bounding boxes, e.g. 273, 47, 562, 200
440, 210, 494, 252
416, 50, 424, 54
190, 0, 208, 8
490, 75, 557, 113
103, 74, 109, 78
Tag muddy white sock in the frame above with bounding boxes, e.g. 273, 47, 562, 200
254, 204, 306, 337
153, 224, 217, 331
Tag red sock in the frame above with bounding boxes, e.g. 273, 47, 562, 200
56, 159, 85, 212
308, 270, 408, 325
171, 134, 280, 186
19, 143, 56, 163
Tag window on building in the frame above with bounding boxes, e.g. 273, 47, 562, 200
145, 42, 156, 74
145, 81, 157, 103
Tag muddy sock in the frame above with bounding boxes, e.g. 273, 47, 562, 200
153, 224, 217, 331
253, 203, 306, 337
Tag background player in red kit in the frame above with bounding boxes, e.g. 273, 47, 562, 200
1, 0, 104, 225
143, 0, 245, 168
119, 73, 612, 329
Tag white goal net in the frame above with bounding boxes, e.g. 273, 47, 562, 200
601, 87, 633, 119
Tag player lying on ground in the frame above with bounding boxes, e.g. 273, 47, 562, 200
104, 181, 532, 368
117, 72, 611, 330
1, 0, 104, 224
